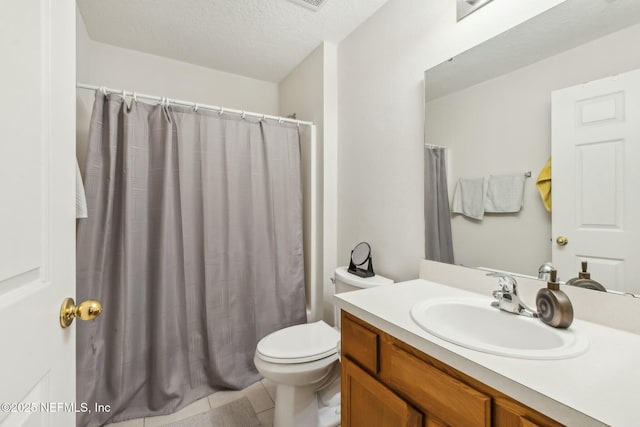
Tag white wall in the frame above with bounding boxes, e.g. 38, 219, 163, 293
76, 9, 279, 172
279, 42, 339, 324
427, 22, 640, 277
279, 44, 324, 322
322, 45, 338, 324
337, 0, 566, 282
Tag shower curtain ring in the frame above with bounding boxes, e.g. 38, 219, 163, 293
121, 89, 126, 99
296, 120, 301, 128
100, 86, 107, 95
133, 92, 138, 102
194, 103, 199, 112
241, 111, 246, 119
219, 107, 224, 116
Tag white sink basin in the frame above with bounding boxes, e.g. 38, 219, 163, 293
410, 298, 588, 360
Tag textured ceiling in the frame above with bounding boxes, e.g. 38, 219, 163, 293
76, 0, 389, 82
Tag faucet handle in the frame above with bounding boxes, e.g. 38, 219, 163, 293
486, 272, 518, 294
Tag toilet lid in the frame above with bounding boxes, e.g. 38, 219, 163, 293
256, 321, 339, 364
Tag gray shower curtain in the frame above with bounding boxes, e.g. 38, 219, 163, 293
424, 146, 454, 263
76, 92, 307, 426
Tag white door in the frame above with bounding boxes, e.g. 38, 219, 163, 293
552, 69, 640, 293
0, 1, 77, 425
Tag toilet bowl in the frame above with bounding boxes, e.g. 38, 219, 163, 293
254, 267, 393, 427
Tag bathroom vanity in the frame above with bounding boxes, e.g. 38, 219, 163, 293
341, 312, 561, 426
335, 262, 640, 426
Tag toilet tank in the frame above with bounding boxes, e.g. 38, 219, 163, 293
334, 266, 393, 293
333, 266, 393, 327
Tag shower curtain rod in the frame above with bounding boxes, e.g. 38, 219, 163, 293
76, 83, 314, 127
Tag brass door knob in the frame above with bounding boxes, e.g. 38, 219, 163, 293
556, 236, 569, 246
60, 297, 103, 328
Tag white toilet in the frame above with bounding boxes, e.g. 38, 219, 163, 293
254, 266, 393, 427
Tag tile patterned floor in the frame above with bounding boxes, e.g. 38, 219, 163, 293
104, 379, 276, 427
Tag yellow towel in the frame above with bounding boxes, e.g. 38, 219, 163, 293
536, 157, 552, 212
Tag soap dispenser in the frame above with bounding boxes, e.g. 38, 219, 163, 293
536, 269, 573, 328
565, 261, 607, 292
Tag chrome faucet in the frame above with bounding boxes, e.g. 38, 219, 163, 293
487, 272, 539, 318
537, 261, 554, 281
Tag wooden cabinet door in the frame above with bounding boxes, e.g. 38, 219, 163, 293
381, 342, 491, 427
342, 357, 423, 427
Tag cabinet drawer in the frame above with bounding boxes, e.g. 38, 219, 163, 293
382, 343, 491, 427
493, 397, 563, 427
341, 312, 379, 374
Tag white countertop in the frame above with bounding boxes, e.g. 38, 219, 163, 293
334, 279, 640, 427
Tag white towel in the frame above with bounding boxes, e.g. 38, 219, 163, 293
452, 177, 487, 220
484, 174, 525, 213
76, 160, 88, 219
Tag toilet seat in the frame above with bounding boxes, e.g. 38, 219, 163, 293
256, 321, 339, 364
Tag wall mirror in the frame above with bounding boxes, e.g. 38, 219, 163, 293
456, 0, 494, 21
424, 0, 640, 295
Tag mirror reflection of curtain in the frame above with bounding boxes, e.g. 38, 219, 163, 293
76, 92, 307, 426
424, 146, 454, 263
